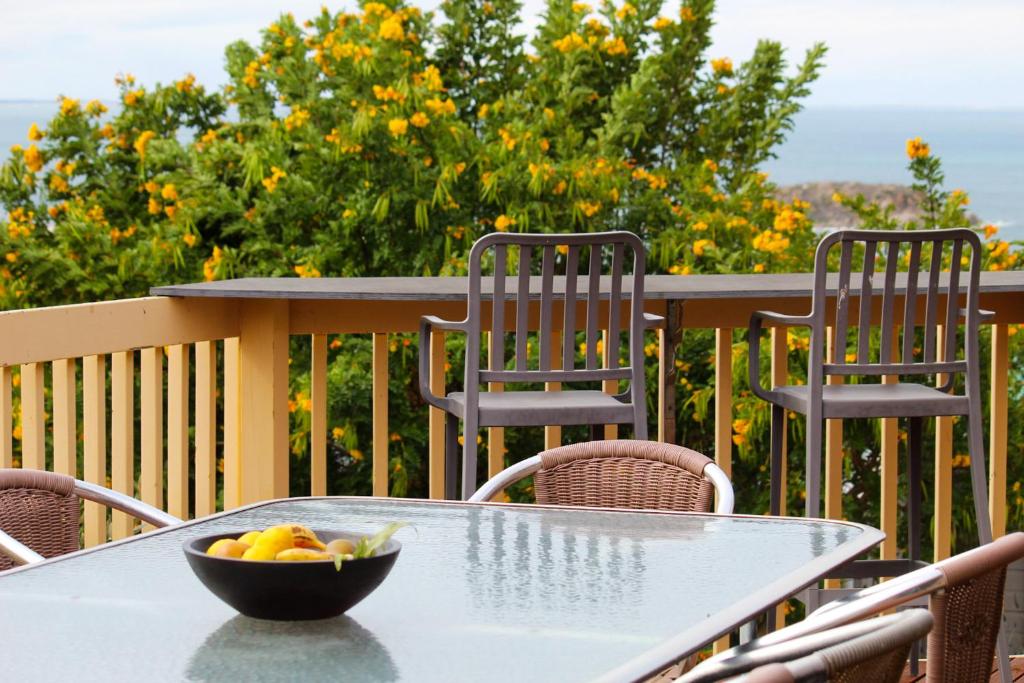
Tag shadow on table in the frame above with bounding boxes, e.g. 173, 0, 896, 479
186, 613, 397, 682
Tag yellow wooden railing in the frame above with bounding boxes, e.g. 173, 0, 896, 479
0, 285, 1016, 565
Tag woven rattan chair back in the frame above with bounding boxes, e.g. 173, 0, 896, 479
0, 469, 79, 571
924, 531, 1024, 682
534, 440, 715, 512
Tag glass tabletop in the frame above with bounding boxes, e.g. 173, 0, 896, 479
0, 498, 881, 682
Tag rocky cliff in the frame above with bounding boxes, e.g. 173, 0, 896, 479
775, 181, 977, 228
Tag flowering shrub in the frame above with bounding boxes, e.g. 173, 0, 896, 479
0, 1, 1019, 541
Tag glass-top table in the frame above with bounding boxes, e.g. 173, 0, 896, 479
0, 498, 882, 682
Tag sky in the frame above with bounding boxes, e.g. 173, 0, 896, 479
0, 0, 1022, 109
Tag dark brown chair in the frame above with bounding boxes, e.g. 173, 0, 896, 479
469, 439, 734, 513
740, 609, 933, 683
748, 228, 993, 576
682, 532, 1024, 683
419, 231, 661, 499
0, 468, 181, 569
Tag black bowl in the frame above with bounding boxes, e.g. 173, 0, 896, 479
184, 530, 401, 620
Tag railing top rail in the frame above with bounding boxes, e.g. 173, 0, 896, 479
149, 271, 1024, 302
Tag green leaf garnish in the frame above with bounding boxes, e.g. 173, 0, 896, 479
354, 521, 408, 559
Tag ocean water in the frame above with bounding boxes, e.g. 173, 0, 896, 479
3, 102, 1022, 238
764, 108, 1024, 240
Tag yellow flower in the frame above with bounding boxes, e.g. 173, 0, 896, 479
147, 197, 162, 214
425, 97, 455, 116
478, 104, 490, 119
332, 427, 346, 440
753, 263, 766, 273
59, 97, 80, 116
553, 32, 587, 53
5, 252, 16, 263
23, 144, 43, 173
378, 15, 405, 41
716, 84, 731, 95
261, 166, 287, 193
48, 175, 69, 193
133, 130, 157, 160
693, 239, 714, 256
679, 6, 696, 21
752, 230, 790, 254
99, 124, 115, 139
906, 137, 930, 159
653, 16, 674, 30
175, 73, 196, 93
615, 3, 637, 20
711, 57, 733, 76
577, 200, 602, 217
417, 65, 444, 92
498, 128, 516, 150
572, 2, 591, 12
342, 209, 356, 219
372, 85, 406, 104
773, 207, 805, 232
284, 106, 310, 131
294, 264, 322, 278
27, 123, 43, 141
161, 184, 178, 201
164, 204, 177, 220
983, 224, 999, 239
409, 111, 430, 128
495, 214, 516, 231
350, 449, 364, 462
950, 188, 969, 207
602, 37, 628, 56
203, 246, 223, 281
183, 233, 197, 247
123, 89, 144, 106
388, 118, 409, 137
831, 192, 844, 203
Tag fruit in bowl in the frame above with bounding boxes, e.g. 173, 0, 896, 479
184, 523, 404, 620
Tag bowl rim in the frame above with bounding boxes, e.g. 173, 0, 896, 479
183, 530, 401, 564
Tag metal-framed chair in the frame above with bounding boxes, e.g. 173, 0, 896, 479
469, 439, 734, 514
681, 532, 1024, 683
738, 609, 933, 683
0, 468, 181, 569
748, 228, 993, 568
419, 231, 662, 499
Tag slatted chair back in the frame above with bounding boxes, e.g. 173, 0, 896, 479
808, 228, 982, 388
465, 231, 647, 406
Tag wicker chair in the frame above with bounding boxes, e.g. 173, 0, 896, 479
738, 609, 934, 683
469, 440, 734, 514
681, 532, 1024, 683
0, 468, 181, 570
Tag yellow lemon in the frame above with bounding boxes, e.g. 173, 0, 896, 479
207, 539, 250, 558
237, 531, 261, 546
241, 544, 278, 561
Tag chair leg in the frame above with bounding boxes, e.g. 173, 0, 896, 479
805, 412, 823, 518
908, 417, 923, 565
460, 415, 480, 501
445, 413, 458, 501
770, 405, 784, 516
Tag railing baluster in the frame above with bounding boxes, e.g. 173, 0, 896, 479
933, 326, 952, 561
824, 327, 843, 589
881, 335, 899, 563
20, 362, 44, 470
770, 326, 788, 629
487, 331, 505, 480
52, 358, 77, 478
310, 335, 327, 497
83, 355, 106, 547
712, 327, 732, 654
372, 333, 389, 497
545, 329, 562, 450
428, 331, 446, 499
111, 352, 134, 539
195, 341, 217, 516
990, 324, 1009, 538
167, 345, 190, 520
223, 339, 241, 510
0, 367, 10, 468
140, 347, 164, 515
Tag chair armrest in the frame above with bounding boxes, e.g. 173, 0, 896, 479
418, 315, 468, 411
0, 528, 44, 566
73, 480, 182, 528
747, 310, 812, 402
468, 455, 542, 502
702, 463, 734, 514
643, 312, 665, 329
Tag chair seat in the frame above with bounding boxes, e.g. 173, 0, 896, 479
446, 390, 634, 427
768, 383, 969, 419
